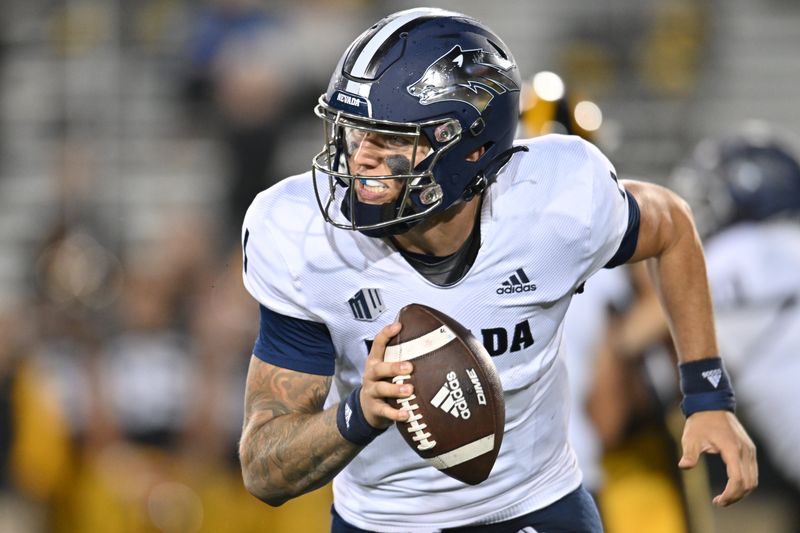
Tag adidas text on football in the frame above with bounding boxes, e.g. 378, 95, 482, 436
430, 372, 471, 420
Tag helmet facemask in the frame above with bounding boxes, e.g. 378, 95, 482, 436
312, 99, 463, 236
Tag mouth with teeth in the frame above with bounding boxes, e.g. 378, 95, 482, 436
355, 177, 399, 204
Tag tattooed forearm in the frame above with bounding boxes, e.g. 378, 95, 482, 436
239, 358, 360, 505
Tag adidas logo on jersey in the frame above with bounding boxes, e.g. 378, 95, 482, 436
497, 268, 537, 294
702, 369, 722, 388
430, 371, 471, 419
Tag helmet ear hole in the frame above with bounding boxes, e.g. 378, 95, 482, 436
465, 142, 493, 162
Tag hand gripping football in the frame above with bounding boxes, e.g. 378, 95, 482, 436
384, 303, 505, 485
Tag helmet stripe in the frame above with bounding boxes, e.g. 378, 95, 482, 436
350, 8, 449, 78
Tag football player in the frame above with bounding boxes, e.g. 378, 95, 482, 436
238, 8, 757, 532
671, 123, 800, 494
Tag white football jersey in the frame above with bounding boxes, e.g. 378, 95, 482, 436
242, 135, 631, 531
704, 220, 800, 488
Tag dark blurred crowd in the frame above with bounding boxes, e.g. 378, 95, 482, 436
0, 1, 354, 531
2, 1, 800, 532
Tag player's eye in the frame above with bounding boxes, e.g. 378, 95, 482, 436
385, 134, 414, 148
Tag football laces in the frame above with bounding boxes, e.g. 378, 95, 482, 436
393, 375, 436, 450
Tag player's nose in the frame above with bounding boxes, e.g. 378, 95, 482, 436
350, 138, 385, 175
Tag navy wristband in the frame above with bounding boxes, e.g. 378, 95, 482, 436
679, 357, 736, 417
336, 386, 386, 446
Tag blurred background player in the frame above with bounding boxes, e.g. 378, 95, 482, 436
671, 122, 800, 530
520, 71, 715, 533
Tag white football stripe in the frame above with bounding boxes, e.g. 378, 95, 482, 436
384, 326, 456, 362
426, 435, 495, 470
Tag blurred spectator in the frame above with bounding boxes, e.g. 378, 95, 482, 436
0, 308, 63, 533
102, 269, 195, 448
0, 222, 115, 533
185, 247, 257, 462
181, 0, 320, 240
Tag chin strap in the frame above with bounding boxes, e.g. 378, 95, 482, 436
340, 193, 414, 237
463, 145, 529, 201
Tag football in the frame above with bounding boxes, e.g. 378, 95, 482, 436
384, 303, 505, 485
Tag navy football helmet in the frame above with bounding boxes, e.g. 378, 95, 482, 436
312, 8, 522, 236
670, 123, 800, 238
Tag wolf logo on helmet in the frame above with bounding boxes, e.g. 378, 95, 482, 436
407, 45, 518, 113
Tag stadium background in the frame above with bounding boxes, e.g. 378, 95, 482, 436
0, 0, 798, 531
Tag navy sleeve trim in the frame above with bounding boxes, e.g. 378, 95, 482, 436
605, 191, 641, 268
253, 305, 336, 376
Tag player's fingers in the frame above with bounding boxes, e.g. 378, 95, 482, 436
714, 437, 758, 507
361, 365, 412, 408
371, 379, 413, 400
364, 322, 410, 380
714, 444, 747, 506
736, 416, 759, 497
367, 322, 402, 363
361, 323, 414, 426
368, 360, 413, 382
748, 441, 759, 492
359, 388, 409, 425
678, 438, 703, 469
374, 400, 410, 422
